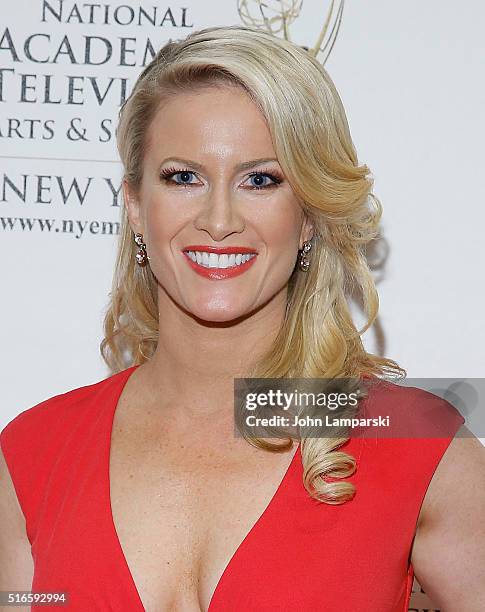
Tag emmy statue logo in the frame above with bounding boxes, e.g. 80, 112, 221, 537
237, 0, 345, 65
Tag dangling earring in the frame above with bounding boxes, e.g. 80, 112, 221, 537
299, 240, 312, 272
134, 232, 148, 266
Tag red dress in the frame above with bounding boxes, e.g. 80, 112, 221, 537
0, 366, 464, 611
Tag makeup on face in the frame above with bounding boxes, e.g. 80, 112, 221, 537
181, 245, 258, 280
132, 87, 311, 322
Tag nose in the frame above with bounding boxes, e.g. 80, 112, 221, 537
193, 182, 245, 241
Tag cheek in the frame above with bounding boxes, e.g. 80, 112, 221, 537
256, 201, 303, 260
255, 214, 302, 298
142, 194, 186, 255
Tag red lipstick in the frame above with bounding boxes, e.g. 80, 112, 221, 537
181, 245, 258, 280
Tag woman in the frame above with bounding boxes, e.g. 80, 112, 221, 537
1, 25, 485, 612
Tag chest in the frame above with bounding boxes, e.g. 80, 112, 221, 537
109, 426, 298, 612
30, 418, 420, 612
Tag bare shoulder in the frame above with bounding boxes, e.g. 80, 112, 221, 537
411, 424, 485, 609
0, 446, 34, 599
416, 424, 485, 526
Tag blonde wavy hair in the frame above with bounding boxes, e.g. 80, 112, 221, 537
101, 24, 405, 505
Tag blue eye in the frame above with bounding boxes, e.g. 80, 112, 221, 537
159, 167, 283, 190
246, 172, 282, 190
160, 169, 197, 186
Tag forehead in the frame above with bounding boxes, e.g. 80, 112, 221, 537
146, 85, 277, 162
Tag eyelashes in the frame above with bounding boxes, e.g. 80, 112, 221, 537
159, 167, 283, 191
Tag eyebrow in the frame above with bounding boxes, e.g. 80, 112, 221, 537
159, 157, 280, 171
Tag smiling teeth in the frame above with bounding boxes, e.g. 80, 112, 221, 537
186, 251, 256, 268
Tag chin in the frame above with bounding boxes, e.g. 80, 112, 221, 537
185, 297, 255, 324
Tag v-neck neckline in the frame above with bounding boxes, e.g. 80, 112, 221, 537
104, 365, 301, 612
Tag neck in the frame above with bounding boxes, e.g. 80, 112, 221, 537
141, 286, 287, 423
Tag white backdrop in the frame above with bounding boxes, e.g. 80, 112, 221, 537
1, 2, 483, 608
2, 0, 484, 409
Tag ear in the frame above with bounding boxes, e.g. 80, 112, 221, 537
122, 179, 143, 234
299, 214, 315, 249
